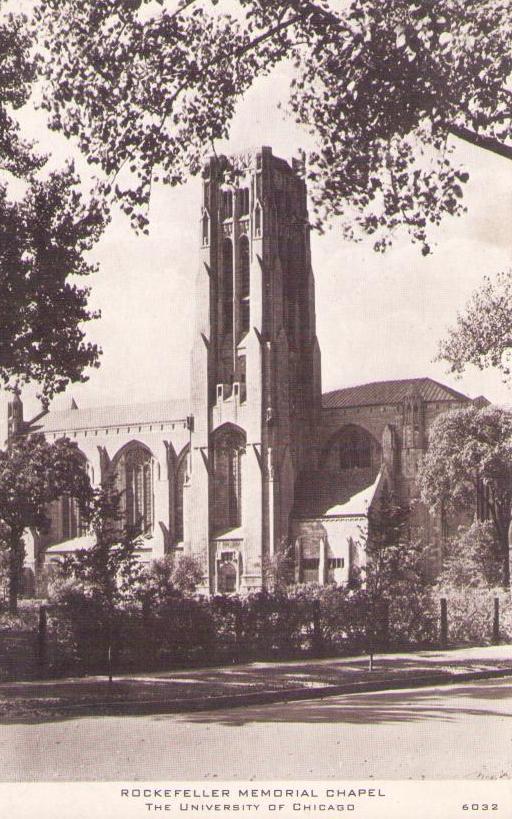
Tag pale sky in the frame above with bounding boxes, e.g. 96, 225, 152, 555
1, 57, 512, 437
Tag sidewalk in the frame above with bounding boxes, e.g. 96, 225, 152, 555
1, 645, 511, 722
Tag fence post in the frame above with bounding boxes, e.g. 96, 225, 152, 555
37, 604, 47, 669
492, 597, 500, 645
366, 601, 375, 671
440, 597, 448, 649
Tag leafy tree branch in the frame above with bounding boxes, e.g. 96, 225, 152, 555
34, 0, 512, 252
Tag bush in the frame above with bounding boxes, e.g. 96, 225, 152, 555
431, 585, 512, 644
440, 522, 503, 588
0, 599, 40, 633
428, 521, 512, 645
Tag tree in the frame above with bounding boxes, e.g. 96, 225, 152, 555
262, 540, 295, 592
438, 268, 512, 383
35, 0, 511, 253
141, 552, 203, 605
0, 7, 106, 402
418, 405, 512, 587
438, 521, 502, 589
0, 433, 92, 613
364, 488, 433, 646
0, 166, 106, 402
54, 483, 145, 680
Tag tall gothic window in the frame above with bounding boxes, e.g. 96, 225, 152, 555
239, 235, 250, 335
174, 447, 189, 543
202, 212, 209, 245
113, 444, 154, 535
222, 190, 233, 219
62, 496, 87, 540
227, 445, 241, 527
239, 188, 249, 216
213, 426, 246, 532
60, 452, 88, 540
222, 238, 233, 333
254, 202, 261, 235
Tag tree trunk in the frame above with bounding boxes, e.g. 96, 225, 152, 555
8, 534, 23, 615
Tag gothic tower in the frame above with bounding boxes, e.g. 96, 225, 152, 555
184, 147, 321, 593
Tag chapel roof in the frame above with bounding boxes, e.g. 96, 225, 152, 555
322, 377, 470, 410
27, 398, 189, 434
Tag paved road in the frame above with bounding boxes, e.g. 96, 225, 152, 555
2, 678, 511, 781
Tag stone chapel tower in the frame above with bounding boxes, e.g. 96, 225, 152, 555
183, 147, 322, 593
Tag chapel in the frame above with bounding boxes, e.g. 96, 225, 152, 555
8, 147, 483, 596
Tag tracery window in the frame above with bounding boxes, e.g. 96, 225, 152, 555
113, 444, 153, 535
212, 426, 246, 532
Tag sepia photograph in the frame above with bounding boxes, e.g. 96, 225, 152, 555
0, 1, 511, 816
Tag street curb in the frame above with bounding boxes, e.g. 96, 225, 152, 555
12, 666, 512, 719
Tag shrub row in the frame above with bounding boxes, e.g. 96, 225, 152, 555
42, 582, 446, 677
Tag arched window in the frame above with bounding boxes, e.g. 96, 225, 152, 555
222, 238, 233, 333
212, 426, 246, 532
112, 444, 153, 535
322, 425, 379, 473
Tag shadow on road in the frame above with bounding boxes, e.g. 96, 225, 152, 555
152, 680, 512, 728
1, 678, 511, 727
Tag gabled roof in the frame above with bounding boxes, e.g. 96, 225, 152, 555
28, 398, 189, 434
322, 377, 470, 410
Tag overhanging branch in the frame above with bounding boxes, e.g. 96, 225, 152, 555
449, 124, 512, 162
